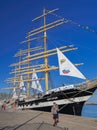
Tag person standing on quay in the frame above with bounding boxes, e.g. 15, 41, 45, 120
51, 102, 59, 126
2, 101, 6, 110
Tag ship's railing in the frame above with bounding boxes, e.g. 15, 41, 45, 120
75, 78, 97, 90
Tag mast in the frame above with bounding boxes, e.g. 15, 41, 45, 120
6, 8, 84, 96
27, 34, 31, 97
43, 8, 49, 92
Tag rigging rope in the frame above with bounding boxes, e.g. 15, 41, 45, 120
46, 9, 97, 35
48, 71, 55, 90
58, 85, 94, 112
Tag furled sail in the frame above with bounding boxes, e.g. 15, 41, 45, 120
22, 86, 26, 91
19, 75, 24, 89
12, 88, 17, 99
31, 69, 43, 92
57, 48, 86, 79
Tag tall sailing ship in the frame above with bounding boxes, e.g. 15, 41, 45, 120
6, 8, 97, 115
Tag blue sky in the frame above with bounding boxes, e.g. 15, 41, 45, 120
0, 0, 97, 92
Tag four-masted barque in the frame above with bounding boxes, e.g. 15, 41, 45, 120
6, 8, 97, 115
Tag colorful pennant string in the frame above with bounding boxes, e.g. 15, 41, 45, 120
47, 9, 97, 34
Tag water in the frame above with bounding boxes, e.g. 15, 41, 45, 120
82, 88, 97, 118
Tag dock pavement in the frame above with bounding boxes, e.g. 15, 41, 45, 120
0, 108, 97, 130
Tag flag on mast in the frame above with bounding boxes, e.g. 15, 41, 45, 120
57, 48, 86, 80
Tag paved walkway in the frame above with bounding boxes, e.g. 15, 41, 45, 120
0, 109, 97, 130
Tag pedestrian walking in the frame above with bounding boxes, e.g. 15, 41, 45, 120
51, 102, 59, 126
